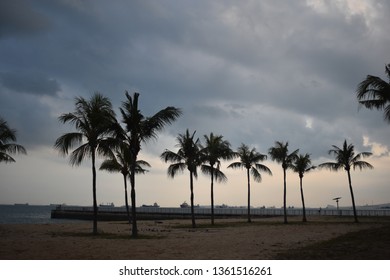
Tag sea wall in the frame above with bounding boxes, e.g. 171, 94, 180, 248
51, 206, 390, 221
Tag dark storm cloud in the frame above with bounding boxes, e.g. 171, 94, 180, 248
0, 72, 61, 97
0, 0, 49, 38
0, 0, 389, 158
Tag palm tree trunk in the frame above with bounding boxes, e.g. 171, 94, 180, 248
123, 174, 131, 231
300, 176, 307, 222
190, 171, 196, 228
130, 168, 138, 237
347, 170, 359, 223
91, 149, 98, 235
210, 166, 215, 225
247, 168, 251, 223
283, 168, 288, 224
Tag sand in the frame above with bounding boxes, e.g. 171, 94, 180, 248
0, 216, 386, 260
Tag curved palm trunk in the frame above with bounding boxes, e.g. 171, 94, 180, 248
283, 168, 288, 224
210, 165, 215, 225
91, 149, 98, 235
347, 170, 359, 223
247, 168, 251, 223
123, 174, 131, 231
130, 168, 138, 237
299, 176, 307, 222
190, 171, 196, 228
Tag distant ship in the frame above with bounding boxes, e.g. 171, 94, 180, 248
216, 204, 229, 208
14, 203, 29, 206
99, 202, 115, 207
141, 202, 160, 207
180, 201, 189, 208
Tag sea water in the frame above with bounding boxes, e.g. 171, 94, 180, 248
0, 204, 81, 224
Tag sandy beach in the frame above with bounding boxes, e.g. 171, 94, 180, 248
0, 216, 388, 260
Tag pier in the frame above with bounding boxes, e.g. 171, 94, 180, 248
51, 205, 390, 221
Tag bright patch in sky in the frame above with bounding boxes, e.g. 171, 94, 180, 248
363, 136, 389, 157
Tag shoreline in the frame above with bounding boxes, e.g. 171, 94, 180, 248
1, 216, 389, 260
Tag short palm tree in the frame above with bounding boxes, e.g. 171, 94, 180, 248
0, 117, 27, 163
200, 133, 234, 225
291, 153, 316, 222
356, 63, 390, 123
120, 92, 182, 237
99, 142, 150, 231
319, 140, 373, 223
228, 144, 272, 223
161, 129, 202, 228
268, 141, 299, 224
54, 93, 117, 235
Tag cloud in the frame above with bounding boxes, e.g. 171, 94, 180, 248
0, 71, 61, 97
0, 0, 49, 39
1, 0, 389, 206
363, 136, 389, 157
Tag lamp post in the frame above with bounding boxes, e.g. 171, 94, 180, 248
333, 197, 341, 215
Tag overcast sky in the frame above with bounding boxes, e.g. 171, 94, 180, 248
1, 0, 389, 208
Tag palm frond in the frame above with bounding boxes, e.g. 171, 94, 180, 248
54, 132, 83, 155
69, 143, 92, 166
254, 163, 272, 176
167, 162, 186, 178
356, 64, 390, 122
1, 143, 27, 155
268, 141, 288, 163
352, 161, 374, 171
161, 150, 183, 163
100, 159, 122, 173
292, 153, 315, 175
201, 165, 228, 183
0, 117, 26, 163
251, 167, 262, 182
134, 160, 151, 174
0, 152, 15, 163
136, 160, 151, 168
96, 137, 119, 158
318, 162, 343, 171
0, 118, 17, 143
144, 107, 182, 140
227, 161, 243, 169
357, 75, 390, 100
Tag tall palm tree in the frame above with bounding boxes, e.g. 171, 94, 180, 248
356, 64, 390, 123
268, 141, 299, 224
291, 153, 316, 222
200, 133, 234, 225
99, 142, 150, 231
0, 117, 27, 163
228, 144, 272, 223
319, 140, 373, 223
54, 93, 117, 235
161, 129, 202, 228
120, 92, 182, 237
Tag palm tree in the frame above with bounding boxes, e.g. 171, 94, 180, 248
319, 140, 373, 223
268, 141, 299, 224
120, 92, 182, 237
99, 142, 150, 231
356, 64, 390, 123
54, 93, 117, 235
200, 133, 234, 225
0, 117, 27, 163
228, 144, 272, 223
291, 154, 316, 222
161, 129, 202, 228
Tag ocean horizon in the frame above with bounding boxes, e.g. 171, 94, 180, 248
0, 204, 83, 224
